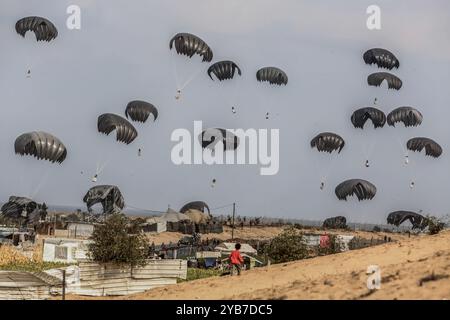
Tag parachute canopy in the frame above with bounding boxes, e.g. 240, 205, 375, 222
207, 60, 241, 81
180, 201, 210, 214
184, 209, 212, 224
98, 113, 138, 144
310, 132, 345, 154
256, 67, 288, 86
199, 128, 239, 151
351, 107, 386, 129
406, 137, 442, 158
387, 211, 428, 230
15, 16, 58, 42
335, 179, 377, 201
322, 216, 347, 229
363, 48, 399, 70
83, 185, 124, 214
169, 33, 213, 62
387, 107, 423, 127
367, 72, 402, 90
125, 100, 158, 123
0, 196, 47, 225
15, 131, 67, 164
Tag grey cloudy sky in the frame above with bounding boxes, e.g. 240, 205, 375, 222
1, 0, 450, 223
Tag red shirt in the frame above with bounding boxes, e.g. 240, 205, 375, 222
230, 250, 244, 265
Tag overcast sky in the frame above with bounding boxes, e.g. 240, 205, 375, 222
1, 0, 450, 223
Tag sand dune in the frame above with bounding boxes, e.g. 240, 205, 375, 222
67, 229, 450, 300
128, 230, 450, 300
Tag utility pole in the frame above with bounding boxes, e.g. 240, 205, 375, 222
231, 203, 236, 240
61, 269, 66, 300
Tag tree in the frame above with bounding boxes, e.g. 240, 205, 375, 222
264, 227, 308, 263
89, 213, 149, 267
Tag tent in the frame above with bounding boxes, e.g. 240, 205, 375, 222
160, 208, 191, 223
214, 242, 257, 254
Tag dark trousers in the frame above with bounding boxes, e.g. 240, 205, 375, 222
232, 263, 242, 275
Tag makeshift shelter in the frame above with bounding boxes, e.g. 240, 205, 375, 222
160, 208, 191, 223
43, 238, 92, 263
141, 217, 167, 233
67, 222, 95, 238
160, 209, 191, 232
214, 242, 257, 254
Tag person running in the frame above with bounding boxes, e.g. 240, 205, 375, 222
229, 243, 244, 276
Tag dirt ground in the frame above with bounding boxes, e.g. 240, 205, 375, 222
144, 225, 409, 245
66, 229, 450, 300
145, 226, 285, 244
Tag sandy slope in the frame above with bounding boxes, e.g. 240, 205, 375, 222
67, 230, 450, 300
130, 230, 450, 300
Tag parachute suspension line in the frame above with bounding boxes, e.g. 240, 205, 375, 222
394, 135, 408, 164
315, 152, 338, 191
94, 147, 113, 182
225, 76, 240, 112
322, 152, 339, 185
210, 203, 235, 211
124, 203, 166, 214
366, 132, 378, 168
179, 67, 203, 91
30, 167, 51, 199
171, 55, 181, 90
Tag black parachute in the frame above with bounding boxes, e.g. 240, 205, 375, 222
351, 107, 386, 129
335, 179, 377, 201
406, 137, 442, 158
322, 216, 347, 229
256, 67, 288, 86
98, 113, 138, 144
387, 107, 423, 127
180, 201, 210, 214
15, 16, 58, 42
310, 132, 345, 153
367, 72, 402, 90
207, 61, 241, 81
169, 33, 213, 62
363, 48, 399, 70
125, 100, 158, 123
0, 196, 47, 225
15, 131, 67, 164
83, 185, 124, 215
199, 128, 239, 151
387, 211, 428, 230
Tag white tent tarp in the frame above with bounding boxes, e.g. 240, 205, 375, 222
214, 242, 257, 254
160, 208, 191, 223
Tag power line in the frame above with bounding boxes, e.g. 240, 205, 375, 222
210, 203, 235, 211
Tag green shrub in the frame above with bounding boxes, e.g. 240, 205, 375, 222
264, 227, 308, 263
178, 268, 222, 282
88, 213, 149, 267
